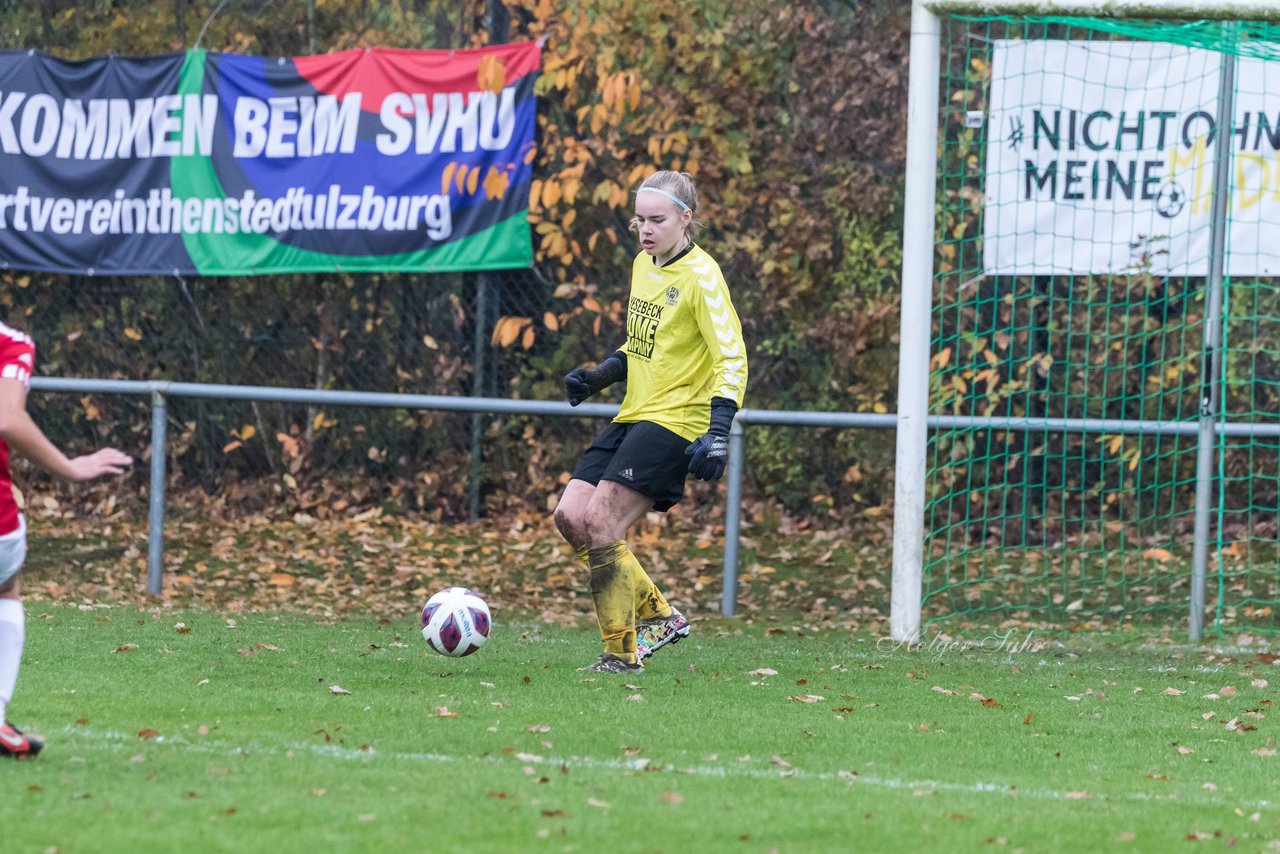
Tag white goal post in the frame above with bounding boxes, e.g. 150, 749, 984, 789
891, 0, 1280, 643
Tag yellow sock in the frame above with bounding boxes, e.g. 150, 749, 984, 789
578, 545, 671, 623
586, 542, 637, 663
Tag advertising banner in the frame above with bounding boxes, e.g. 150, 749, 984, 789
0, 43, 540, 275
984, 41, 1280, 276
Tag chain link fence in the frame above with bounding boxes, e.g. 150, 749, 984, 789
5, 268, 615, 521
0, 0, 909, 528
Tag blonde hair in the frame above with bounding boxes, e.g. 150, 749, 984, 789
628, 170, 705, 239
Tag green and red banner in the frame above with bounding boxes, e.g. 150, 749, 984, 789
0, 43, 540, 276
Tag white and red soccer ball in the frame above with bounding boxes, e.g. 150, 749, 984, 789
421, 587, 491, 657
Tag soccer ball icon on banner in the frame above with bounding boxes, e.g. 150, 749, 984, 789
421, 587, 491, 657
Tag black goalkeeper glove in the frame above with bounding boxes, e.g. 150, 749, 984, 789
564, 352, 627, 406
685, 397, 738, 481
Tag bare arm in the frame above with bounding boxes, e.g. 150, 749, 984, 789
0, 380, 132, 481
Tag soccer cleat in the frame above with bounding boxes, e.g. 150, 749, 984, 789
636, 607, 691, 661
578, 652, 644, 674
0, 722, 43, 759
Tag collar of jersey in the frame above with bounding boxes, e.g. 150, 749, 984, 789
652, 242, 697, 269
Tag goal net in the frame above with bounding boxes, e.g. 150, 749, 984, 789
921, 12, 1280, 632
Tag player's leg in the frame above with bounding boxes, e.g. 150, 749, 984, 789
596, 423, 694, 661
578, 480, 652, 668
0, 577, 21, 725
0, 519, 39, 759
556, 435, 642, 671
553, 478, 595, 551
555, 426, 671, 625
579, 423, 695, 669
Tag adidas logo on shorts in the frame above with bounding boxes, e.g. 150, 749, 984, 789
618, 468, 634, 480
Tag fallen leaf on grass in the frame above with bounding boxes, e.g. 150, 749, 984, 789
137, 729, 160, 740
751, 668, 778, 677
660, 792, 684, 804
789, 695, 825, 703
115, 643, 139, 653
526, 725, 551, 733
433, 707, 458, 718
587, 797, 610, 809
1253, 748, 1276, 757
329, 685, 350, 695
1161, 687, 1185, 696
932, 686, 959, 696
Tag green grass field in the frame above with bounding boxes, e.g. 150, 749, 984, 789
2, 604, 1277, 852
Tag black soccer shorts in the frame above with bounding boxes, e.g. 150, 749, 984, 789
570, 420, 694, 511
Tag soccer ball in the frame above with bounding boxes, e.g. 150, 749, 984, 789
421, 587, 491, 657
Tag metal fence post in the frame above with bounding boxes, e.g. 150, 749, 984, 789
721, 415, 746, 616
469, 274, 488, 522
1190, 34, 1237, 642
148, 387, 168, 596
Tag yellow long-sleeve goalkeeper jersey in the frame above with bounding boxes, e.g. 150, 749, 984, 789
614, 244, 748, 441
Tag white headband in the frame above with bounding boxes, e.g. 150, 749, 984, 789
636, 186, 690, 211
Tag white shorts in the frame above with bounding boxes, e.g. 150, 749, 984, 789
0, 515, 27, 587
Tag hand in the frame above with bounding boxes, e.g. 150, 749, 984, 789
685, 396, 738, 481
563, 354, 626, 406
65, 448, 133, 481
564, 367, 594, 407
685, 433, 728, 481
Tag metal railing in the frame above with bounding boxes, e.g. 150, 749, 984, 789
31, 378, 1278, 620
32, 377, 898, 615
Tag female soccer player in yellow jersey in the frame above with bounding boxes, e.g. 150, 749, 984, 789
554, 171, 748, 673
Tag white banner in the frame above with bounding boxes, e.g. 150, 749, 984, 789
983, 40, 1280, 276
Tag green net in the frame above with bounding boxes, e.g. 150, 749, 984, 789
928, 15, 1280, 631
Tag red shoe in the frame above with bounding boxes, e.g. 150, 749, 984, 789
0, 721, 43, 759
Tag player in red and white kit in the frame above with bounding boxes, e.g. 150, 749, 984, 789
0, 321, 132, 759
